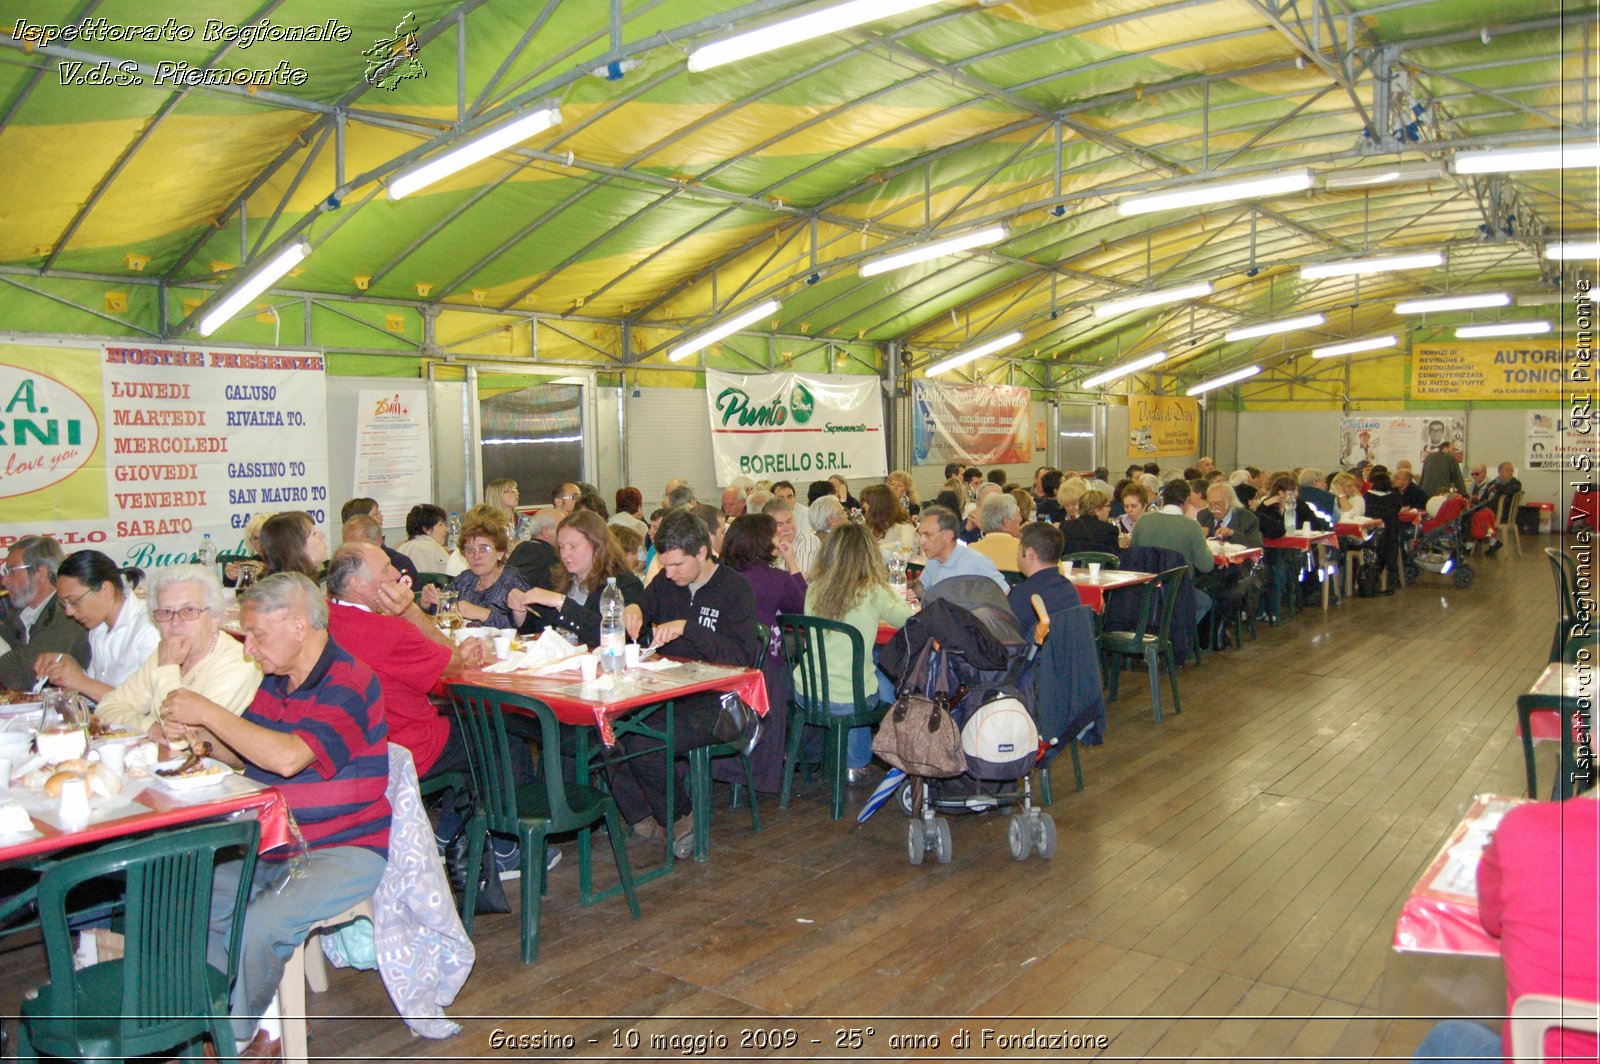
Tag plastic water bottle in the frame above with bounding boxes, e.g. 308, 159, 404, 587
888, 553, 908, 603
598, 577, 625, 673
1285, 491, 1299, 532
447, 511, 461, 550
196, 532, 217, 573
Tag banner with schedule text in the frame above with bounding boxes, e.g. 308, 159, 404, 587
0, 337, 330, 569
911, 380, 1031, 466
704, 369, 885, 486
1412, 339, 1580, 401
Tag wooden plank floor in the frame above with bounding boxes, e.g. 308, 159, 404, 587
0, 541, 1565, 1061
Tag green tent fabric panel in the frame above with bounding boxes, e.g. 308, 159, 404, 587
0, 275, 158, 337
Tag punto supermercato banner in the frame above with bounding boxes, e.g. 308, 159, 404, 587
0, 337, 330, 568
704, 369, 886, 485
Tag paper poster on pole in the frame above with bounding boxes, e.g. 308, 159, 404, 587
0, 337, 330, 568
911, 380, 1031, 466
703, 370, 885, 485
1412, 339, 1579, 400
1338, 414, 1466, 471
353, 388, 432, 520
1526, 410, 1585, 471
1127, 395, 1199, 458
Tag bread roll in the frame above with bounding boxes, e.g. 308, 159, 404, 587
56, 758, 92, 774
44, 769, 86, 797
87, 764, 122, 797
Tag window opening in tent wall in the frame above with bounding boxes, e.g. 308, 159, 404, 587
1058, 401, 1098, 471
479, 382, 585, 509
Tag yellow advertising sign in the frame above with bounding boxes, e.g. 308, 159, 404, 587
1128, 394, 1199, 458
1411, 340, 1579, 401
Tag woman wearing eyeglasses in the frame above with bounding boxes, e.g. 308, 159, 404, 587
95, 565, 263, 740
420, 514, 527, 628
32, 550, 159, 701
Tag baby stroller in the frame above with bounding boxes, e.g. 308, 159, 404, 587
1406, 495, 1489, 588
877, 577, 1055, 864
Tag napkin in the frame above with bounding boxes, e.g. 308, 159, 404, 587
482, 629, 589, 673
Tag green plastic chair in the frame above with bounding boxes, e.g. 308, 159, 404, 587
449, 685, 639, 963
1099, 565, 1187, 724
1546, 548, 1582, 663
777, 613, 888, 820
1064, 551, 1119, 570
18, 819, 261, 1063
683, 622, 765, 862
1516, 692, 1596, 800
413, 571, 453, 605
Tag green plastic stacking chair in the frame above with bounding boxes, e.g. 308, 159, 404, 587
449, 685, 639, 964
1099, 566, 1188, 724
1545, 548, 1582, 663
777, 613, 888, 820
683, 622, 765, 862
18, 819, 261, 1063
1064, 551, 1120, 570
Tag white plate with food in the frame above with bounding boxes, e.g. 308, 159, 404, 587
0, 698, 42, 718
147, 756, 233, 791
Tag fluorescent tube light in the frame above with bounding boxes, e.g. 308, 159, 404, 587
198, 242, 310, 337
927, 331, 1022, 377
389, 107, 562, 200
858, 225, 1008, 278
1117, 170, 1312, 216
1394, 292, 1509, 314
1300, 251, 1442, 280
688, 0, 942, 72
1094, 282, 1212, 319
1311, 334, 1397, 358
1187, 364, 1261, 396
1547, 242, 1600, 260
1454, 143, 1600, 175
668, 299, 781, 362
1079, 351, 1168, 389
1455, 321, 1552, 338
1224, 313, 1325, 342
1322, 163, 1446, 190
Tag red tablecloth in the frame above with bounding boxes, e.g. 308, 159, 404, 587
0, 775, 291, 864
876, 622, 897, 646
1212, 546, 1263, 565
1336, 519, 1382, 538
1392, 794, 1525, 957
450, 661, 768, 746
1262, 530, 1339, 550
1063, 568, 1158, 613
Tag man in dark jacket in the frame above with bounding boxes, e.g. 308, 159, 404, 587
1481, 462, 1525, 554
1421, 441, 1467, 497
1007, 522, 1080, 641
0, 536, 90, 691
615, 510, 761, 855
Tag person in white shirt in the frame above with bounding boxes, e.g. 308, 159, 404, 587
396, 503, 453, 574
762, 497, 815, 577
35, 549, 161, 700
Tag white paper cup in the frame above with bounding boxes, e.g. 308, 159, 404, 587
1088, 562, 1102, 581
1061, 560, 1075, 577
579, 656, 599, 682
624, 644, 642, 669
0, 757, 11, 790
98, 743, 127, 775
493, 634, 513, 659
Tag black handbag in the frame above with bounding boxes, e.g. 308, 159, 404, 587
710, 690, 763, 757
444, 821, 510, 915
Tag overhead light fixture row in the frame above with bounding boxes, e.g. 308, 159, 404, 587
198, 242, 310, 337
1394, 293, 1509, 315
1079, 350, 1167, 389
1311, 334, 1397, 359
1547, 242, 1600, 260
858, 225, 1008, 278
1455, 321, 1552, 338
389, 107, 563, 200
1322, 163, 1446, 190
927, 331, 1022, 377
1116, 170, 1313, 216
1453, 143, 1600, 175
687, 0, 942, 72
1187, 364, 1261, 396
1300, 251, 1443, 280
1224, 313, 1325, 342
1094, 281, 1212, 319
668, 299, 781, 362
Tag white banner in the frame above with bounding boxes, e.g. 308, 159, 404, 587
704, 370, 886, 486
0, 337, 330, 568
1338, 414, 1467, 472
353, 388, 432, 520
1526, 410, 1586, 471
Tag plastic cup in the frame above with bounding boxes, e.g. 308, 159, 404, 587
579, 656, 599, 682
98, 743, 127, 775
493, 633, 513, 659
624, 644, 643, 669
1088, 562, 1102, 581
1061, 560, 1075, 577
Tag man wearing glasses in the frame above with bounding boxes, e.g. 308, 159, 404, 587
551, 482, 580, 517
0, 535, 90, 691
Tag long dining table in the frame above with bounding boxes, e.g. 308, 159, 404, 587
1261, 528, 1340, 610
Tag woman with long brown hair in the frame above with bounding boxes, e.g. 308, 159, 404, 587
509, 510, 642, 644
859, 484, 915, 559
258, 511, 328, 581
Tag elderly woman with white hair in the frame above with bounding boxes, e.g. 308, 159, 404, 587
95, 564, 263, 740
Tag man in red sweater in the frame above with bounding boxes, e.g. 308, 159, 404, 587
1411, 791, 1599, 1063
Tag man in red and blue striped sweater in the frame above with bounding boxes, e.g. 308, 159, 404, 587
161, 571, 390, 1060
